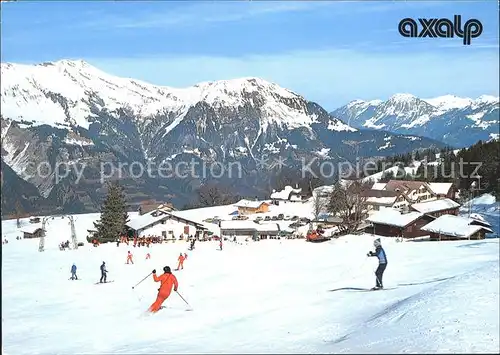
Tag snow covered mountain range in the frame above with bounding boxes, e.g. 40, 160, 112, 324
1, 60, 445, 215
331, 93, 499, 147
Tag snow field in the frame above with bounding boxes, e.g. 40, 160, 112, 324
2, 211, 500, 354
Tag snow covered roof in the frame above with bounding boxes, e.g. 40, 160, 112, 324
220, 220, 260, 230
385, 180, 431, 193
220, 220, 279, 232
411, 198, 460, 214
126, 210, 171, 230
366, 196, 398, 205
21, 224, 43, 234
169, 211, 205, 228
468, 213, 491, 226
371, 182, 387, 190
270, 185, 302, 200
234, 199, 268, 209
421, 215, 493, 237
256, 223, 280, 232
428, 182, 454, 195
314, 185, 334, 194
126, 210, 206, 231
367, 210, 424, 228
289, 194, 304, 202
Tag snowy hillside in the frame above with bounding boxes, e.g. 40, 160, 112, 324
2, 213, 499, 354
331, 93, 499, 147
1, 60, 339, 131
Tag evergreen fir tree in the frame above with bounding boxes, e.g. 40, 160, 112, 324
93, 181, 129, 243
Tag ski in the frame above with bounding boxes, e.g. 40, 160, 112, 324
95, 280, 114, 285
329, 287, 396, 292
362, 287, 397, 292
158, 306, 192, 312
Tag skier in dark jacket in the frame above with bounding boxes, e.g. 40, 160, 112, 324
100, 261, 108, 283
367, 238, 387, 290
70, 263, 78, 280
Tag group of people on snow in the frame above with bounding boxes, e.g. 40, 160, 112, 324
69, 235, 388, 312
59, 240, 71, 250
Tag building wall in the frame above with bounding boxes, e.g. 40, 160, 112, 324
23, 229, 43, 239
403, 216, 435, 238
369, 216, 433, 238
426, 207, 459, 218
238, 204, 269, 215
221, 229, 256, 236
368, 224, 403, 237
429, 230, 486, 241
137, 218, 199, 238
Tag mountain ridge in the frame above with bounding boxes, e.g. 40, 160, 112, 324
1, 59, 448, 216
330, 93, 499, 147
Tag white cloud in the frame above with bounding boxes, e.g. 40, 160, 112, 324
89, 48, 499, 110
80, 1, 328, 30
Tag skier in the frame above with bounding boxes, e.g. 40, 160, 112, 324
70, 263, 78, 280
176, 253, 185, 270
100, 261, 108, 283
219, 239, 223, 251
126, 251, 134, 264
148, 266, 179, 313
367, 238, 387, 290
146, 252, 151, 260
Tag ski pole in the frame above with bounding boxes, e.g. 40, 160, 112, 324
176, 291, 193, 310
132, 272, 152, 289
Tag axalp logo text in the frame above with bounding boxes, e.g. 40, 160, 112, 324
398, 15, 482, 45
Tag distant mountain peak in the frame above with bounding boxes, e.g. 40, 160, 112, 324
475, 95, 499, 104
331, 92, 499, 148
387, 93, 418, 102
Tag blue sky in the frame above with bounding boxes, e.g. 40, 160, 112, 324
2, 0, 498, 109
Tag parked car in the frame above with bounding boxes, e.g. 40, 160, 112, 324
264, 216, 272, 221
284, 215, 292, 220
232, 216, 239, 220
255, 216, 263, 222
277, 214, 284, 220
203, 218, 213, 223
239, 215, 249, 220
271, 216, 278, 221
300, 217, 310, 223
289, 222, 304, 229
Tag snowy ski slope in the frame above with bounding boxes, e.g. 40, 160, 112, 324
2, 212, 499, 354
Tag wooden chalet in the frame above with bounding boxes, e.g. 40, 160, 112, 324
427, 182, 457, 199
126, 209, 207, 239
21, 224, 43, 239
420, 215, 493, 241
138, 201, 175, 215
234, 199, 270, 215
270, 186, 304, 205
220, 220, 280, 237
365, 209, 435, 238
363, 189, 410, 211
29, 216, 41, 224
410, 198, 460, 218
363, 180, 456, 212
